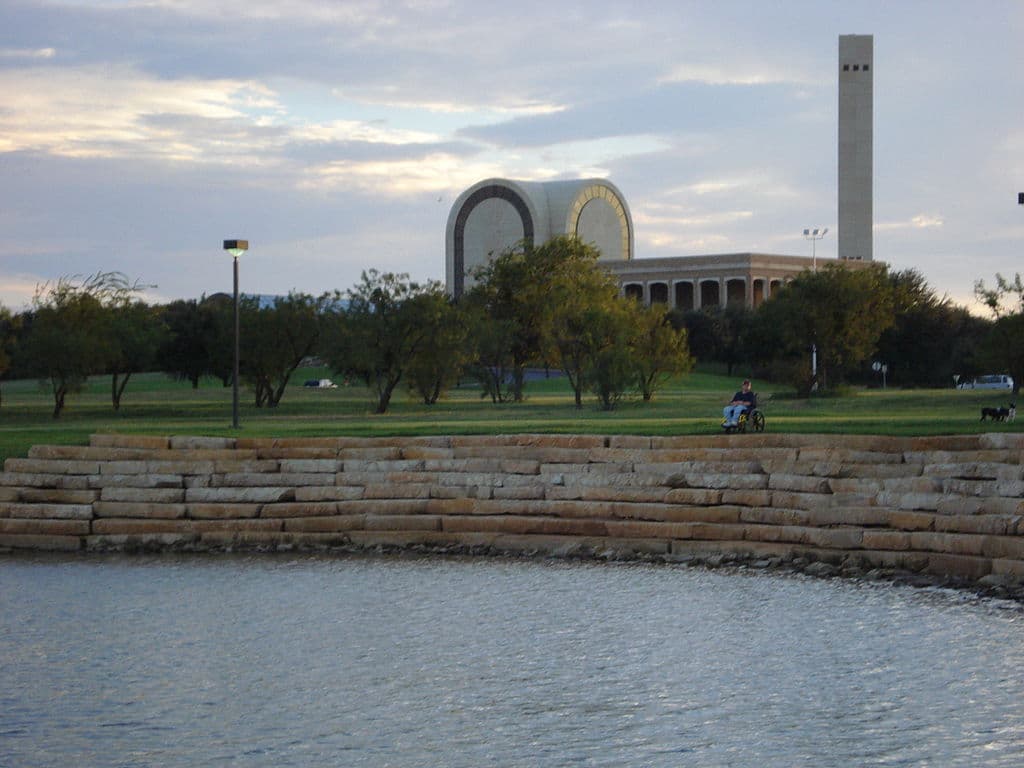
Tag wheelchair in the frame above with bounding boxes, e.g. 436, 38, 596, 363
723, 405, 765, 433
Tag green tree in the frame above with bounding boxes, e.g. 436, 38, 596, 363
974, 272, 1024, 397
0, 307, 21, 408
583, 300, 637, 411
17, 273, 130, 418
108, 300, 167, 410
240, 292, 329, 408
404, 293, 470, 405
324, 271, 441, 414
631, 303, 694, 402
755, 263, 895, 395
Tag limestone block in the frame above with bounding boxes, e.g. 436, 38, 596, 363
862, 530, 912, 551
0, 488, 20, 501
260, 502, 339, 519
5, 458, 100, 475
345, 530, 464, 549
543, 486, 583, 501
362, 483, 433, 500
770, 490, 874, 511
29, 445, 148, 461
665, 472, 769, 491
803, 507, 890, 527
93, 502, 187, 519
979, 433, 1024, 450
146, 460, 217, 475
342, 459, 426, 474
283, 516, 367, 533
935, 497, 1024, 516
881, 477, 944, 494
828, 462, 922, 479
0, 502, 93, 520
573, 486, 669, 504
924, 462, 1020, 481
86, 533, 198, 551
886, 510, 935, 531
192, 518, 283, 532
686, 522, 747, 541
877, 492, 945, 512
739, 507, 810, 527
187, 503, 261, 520
0, 518, 90, 536
797, 448, 903, 464
659, 506, 743, 525
995, 480, 1024, 497
213, 473, 334, 488
923, 553, 992, 580
500, 459, 542, 475
587, 447, 644, 464
184, 476, 211, 489
169, 435, 236, 450
510, 435, 605, 449
400, 446, 454, 461
434, 472, 504, 488
492, 486, 546, 500
98, 461, 150, 475
278, 459, 342, 474
294, 486, 365, 502
256, 447, 338, 459
906, 450, 1013, 466
721, 489, 773, 507
825, 478, 882, 495
425, 498, 475, 515
991, 558, 1024, 580
939, 479, 1000, 497
768, 474, 832, 494
427, 486, 473, 501
187, 487, 295, 504
743, 524, 803, 544
909, 532, 984, 557
857, 549, 930, 572
0, 533, 83, 551
149, 449, 257, 461
100, 487, 186, 503
803, 527, 865, 550
335, 499, 431, 516
603, 519, 696, 539
934, 515, 1015, 536
980, 536, 1024, 560
88, 474, 184, 489
90, 434, 170, 449
664, 488, 723, 506
364, 515, 442, 532
211, 460, 281, 474
19, 489, 99, 504
190, 530, 291, 549
424, 458, 499, 473
608, 436, 652, 449
443, 515, 606, 537
338, 447, 402, 461
92, 518, 197, 535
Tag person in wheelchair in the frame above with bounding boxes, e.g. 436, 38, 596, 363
722, 379, 757, 429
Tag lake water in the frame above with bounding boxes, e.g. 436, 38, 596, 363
2, 554, 1023, 767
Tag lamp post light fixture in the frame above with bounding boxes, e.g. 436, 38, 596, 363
224, 239, 248, 429
803, 227, 828, 272
802, 228, 828, 388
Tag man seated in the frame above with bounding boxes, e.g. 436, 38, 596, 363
723, 379, 757, 427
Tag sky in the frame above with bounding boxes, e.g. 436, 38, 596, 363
1, 0, 1022, 313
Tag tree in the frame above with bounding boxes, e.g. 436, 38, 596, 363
324, 271, 441, 414
108, 300, 167, 410
631, 303, 694, 401
240, 292, 329, 408
974, 272, 1024, 397
583, 300, 637, 411
16, 273, 128, 418
755, 263, 895, 395
404, 293, 470, 405
0, 307, 21, 408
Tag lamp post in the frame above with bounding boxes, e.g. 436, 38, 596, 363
803, 227, 828, 272
802, 228, 828, 388
223, 239, 248, 429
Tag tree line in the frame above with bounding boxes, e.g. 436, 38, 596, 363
1, 239, 1020, 418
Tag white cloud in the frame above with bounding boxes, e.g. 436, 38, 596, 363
875, 214, 945, 232
0, 47, 56, 59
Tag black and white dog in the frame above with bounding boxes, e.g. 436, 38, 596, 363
980, 403, 1016, 422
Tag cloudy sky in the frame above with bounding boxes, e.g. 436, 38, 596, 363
1, 0, 1022, 312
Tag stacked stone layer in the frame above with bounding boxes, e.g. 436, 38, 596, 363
1, 433, 1023, 583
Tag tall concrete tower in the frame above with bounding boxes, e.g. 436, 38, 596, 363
838, 34, 873, 261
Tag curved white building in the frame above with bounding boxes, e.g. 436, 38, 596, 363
445, 177, 633, 298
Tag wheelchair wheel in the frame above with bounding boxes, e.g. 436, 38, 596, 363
750, 410, 766, 432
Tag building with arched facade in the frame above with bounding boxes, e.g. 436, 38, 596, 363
444, 177, 818, 307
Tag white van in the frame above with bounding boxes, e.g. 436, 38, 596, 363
956, 374, 1014, 391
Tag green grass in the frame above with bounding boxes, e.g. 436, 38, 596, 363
0, 367, 1019, 462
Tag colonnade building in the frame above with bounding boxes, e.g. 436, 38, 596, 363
443, 34, 874, 309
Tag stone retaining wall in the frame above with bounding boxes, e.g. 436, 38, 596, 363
2, 433, 1023, 588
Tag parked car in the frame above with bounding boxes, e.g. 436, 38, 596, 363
303, 378, 338, 389
956, 374, 1014, 391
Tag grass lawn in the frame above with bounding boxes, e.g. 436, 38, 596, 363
0, 367, 1019, 462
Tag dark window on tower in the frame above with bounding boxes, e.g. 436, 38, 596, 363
863, 64, 869, 71
843, 64, 850, 71
853, 65, 860, 71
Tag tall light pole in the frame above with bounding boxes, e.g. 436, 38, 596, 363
802, 228, 828, 388
224, 239, 248, 429
803, 227, 828, 272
